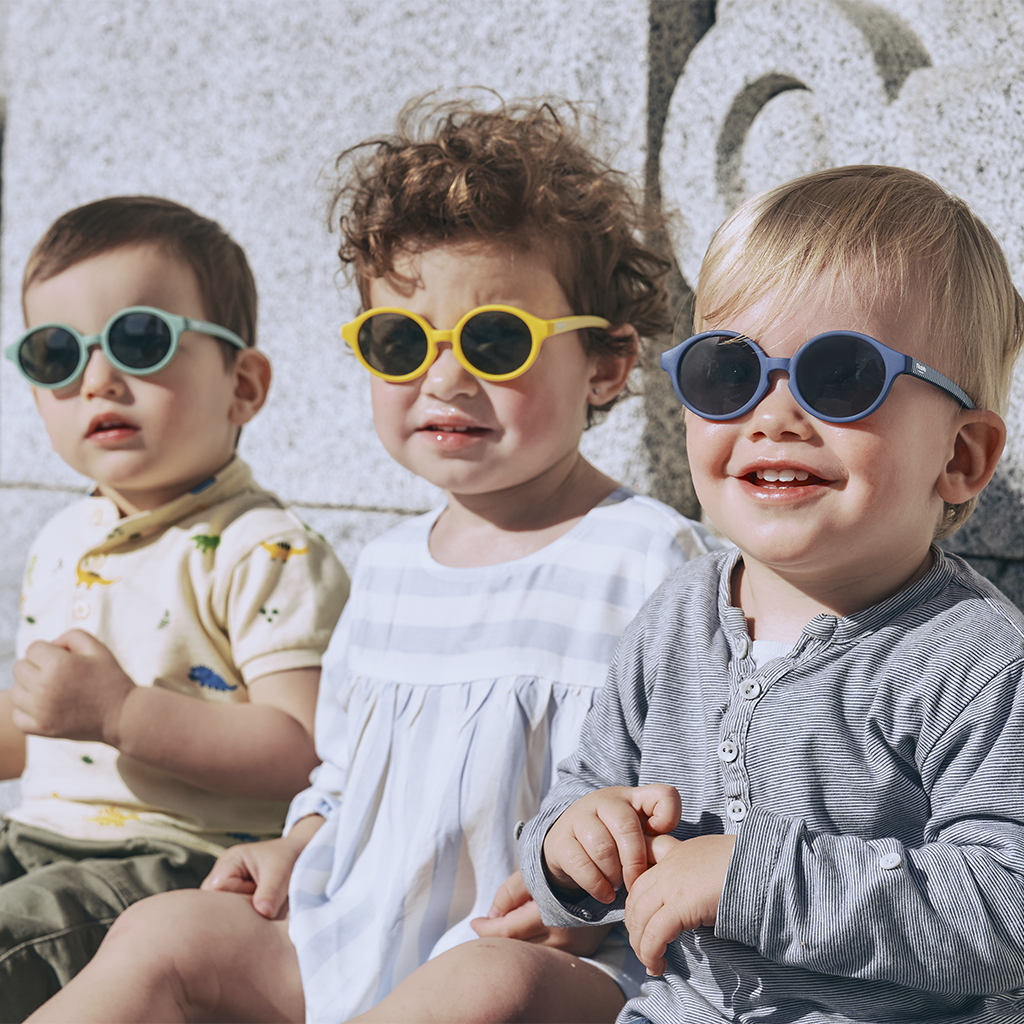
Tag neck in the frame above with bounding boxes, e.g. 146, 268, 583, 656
430, 451, 620, 567
734, 545, 936, 642
96, 456, 236, 518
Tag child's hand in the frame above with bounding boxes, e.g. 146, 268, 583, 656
11, 630, 134, 744
470, 869, 611, 956
624, 833, 736, 976
542, 784, 682, 904
201, 815, 323, 919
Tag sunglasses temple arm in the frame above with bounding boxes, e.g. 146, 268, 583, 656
907, 359, 975, 409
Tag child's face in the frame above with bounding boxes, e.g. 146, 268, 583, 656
685, 281, 965, 587
367, 240, 604, 498
25, 244, 262, 514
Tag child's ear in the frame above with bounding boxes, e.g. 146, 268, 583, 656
587, 324, 638, 407
228, 349, 272, 426
936, 409, 1006, 504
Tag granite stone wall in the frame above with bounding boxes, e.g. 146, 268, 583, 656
1, 0, 1022, 704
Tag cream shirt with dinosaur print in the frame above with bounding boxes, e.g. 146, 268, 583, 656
10, 458, 349, 854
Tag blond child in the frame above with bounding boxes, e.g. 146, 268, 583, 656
28, 100, 719, 1023
523, 165, 1024, 1022
1, 196, 348, 1019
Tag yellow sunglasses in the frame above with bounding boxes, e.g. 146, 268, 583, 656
341, 305, 610, 383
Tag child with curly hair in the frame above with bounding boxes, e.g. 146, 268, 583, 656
30, 99, 718, 1023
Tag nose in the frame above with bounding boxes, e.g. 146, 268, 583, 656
743, 370, 816, 441
420, 343, 479, 400
80, 346, 128, 400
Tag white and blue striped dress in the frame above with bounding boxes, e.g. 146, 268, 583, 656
286, 489, 718, 1022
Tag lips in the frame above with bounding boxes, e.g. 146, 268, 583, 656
742, 465, 829, 488
86, 412, 139, 439
421, 423, 488, 434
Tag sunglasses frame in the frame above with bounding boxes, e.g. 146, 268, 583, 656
660, 329, 975, 423
341, 304, 611, 383
5, 305, 247, 389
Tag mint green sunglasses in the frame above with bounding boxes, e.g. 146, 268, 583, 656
6, 305, 246, 389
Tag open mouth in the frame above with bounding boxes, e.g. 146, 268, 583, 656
422, 424, 488, 434
748, 468, 825, 487
87, 415, 138, 439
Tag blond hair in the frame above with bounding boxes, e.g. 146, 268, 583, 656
694, 165, 1024, 537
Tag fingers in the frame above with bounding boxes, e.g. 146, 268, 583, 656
624, 852, 680, 976
51, 629, 103, 654
632, 903, 678, 976
250, 856, 293, 919
630, 783, 682, 838
470, 900, 547, 941
543, 787, 652, 903
201, 848, 254, 892
487, 869, 531, 917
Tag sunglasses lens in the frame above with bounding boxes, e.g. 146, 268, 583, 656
796, 334, 886, 419
459, 310, 533, 377
17, 328, 81, 386
357, 314, 429, 377
107, 312, 173, 370
678, 335, 761, 416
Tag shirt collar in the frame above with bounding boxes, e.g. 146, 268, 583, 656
84, 457, 255, 550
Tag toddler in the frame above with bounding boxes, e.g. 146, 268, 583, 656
1, 196, 348, 1020
30, 99, 720, 1024
523, 165, 1024, 1022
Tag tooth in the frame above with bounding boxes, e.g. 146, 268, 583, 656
778, 470, 796, 482
795, 471, 808, 481
761, 469, 779, 482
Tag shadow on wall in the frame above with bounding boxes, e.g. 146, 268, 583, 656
941, 470, 1024, 602
640, 0, 715, 521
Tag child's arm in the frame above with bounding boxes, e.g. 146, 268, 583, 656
623, 832, 736, 975
201, 812, 325, 918
0, 690, 27, 780
11, 629, 317, 799
541, 785, 682, 902
470, 869, 610, 956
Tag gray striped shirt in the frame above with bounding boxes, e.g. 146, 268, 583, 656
521, 547, 1024, 1022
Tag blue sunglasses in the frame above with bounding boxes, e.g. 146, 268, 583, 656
661, 330, 974, 423
5, 305, 246, 389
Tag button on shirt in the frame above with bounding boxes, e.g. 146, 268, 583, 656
521, 547, 1024, 1022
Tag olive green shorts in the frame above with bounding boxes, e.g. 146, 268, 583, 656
0, 819, 217, 1022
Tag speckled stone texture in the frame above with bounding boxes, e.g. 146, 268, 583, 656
659, 0, 1024, 602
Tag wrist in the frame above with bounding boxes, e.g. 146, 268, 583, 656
102, 681, 148, 752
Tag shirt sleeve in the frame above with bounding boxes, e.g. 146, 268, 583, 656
519, 600, 654, 928
218, 523, 350, 684
284, 605, 354, 831
717, 657, 1024, 994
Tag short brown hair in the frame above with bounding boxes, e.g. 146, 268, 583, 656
328, 96, 671, 418
23, 196, 258, 351
695, 165, 1024, 537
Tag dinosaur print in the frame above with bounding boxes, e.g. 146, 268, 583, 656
260, 540, 309, 561
188, 665, 238, 692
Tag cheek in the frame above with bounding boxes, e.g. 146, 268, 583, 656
33, 394, 71, 449
369, 378, 412, 454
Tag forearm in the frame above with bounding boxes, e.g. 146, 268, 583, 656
721, 808, 1024, 993
107, 684, 318, 801
0, 691, 26, 779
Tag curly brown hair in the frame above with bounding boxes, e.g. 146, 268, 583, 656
328, 96, 671, 418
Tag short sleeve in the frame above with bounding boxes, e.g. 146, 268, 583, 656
218, 520, 350, 684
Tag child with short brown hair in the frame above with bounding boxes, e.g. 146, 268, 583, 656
28, 99, 718, 1023
1, 196, 348, 1020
